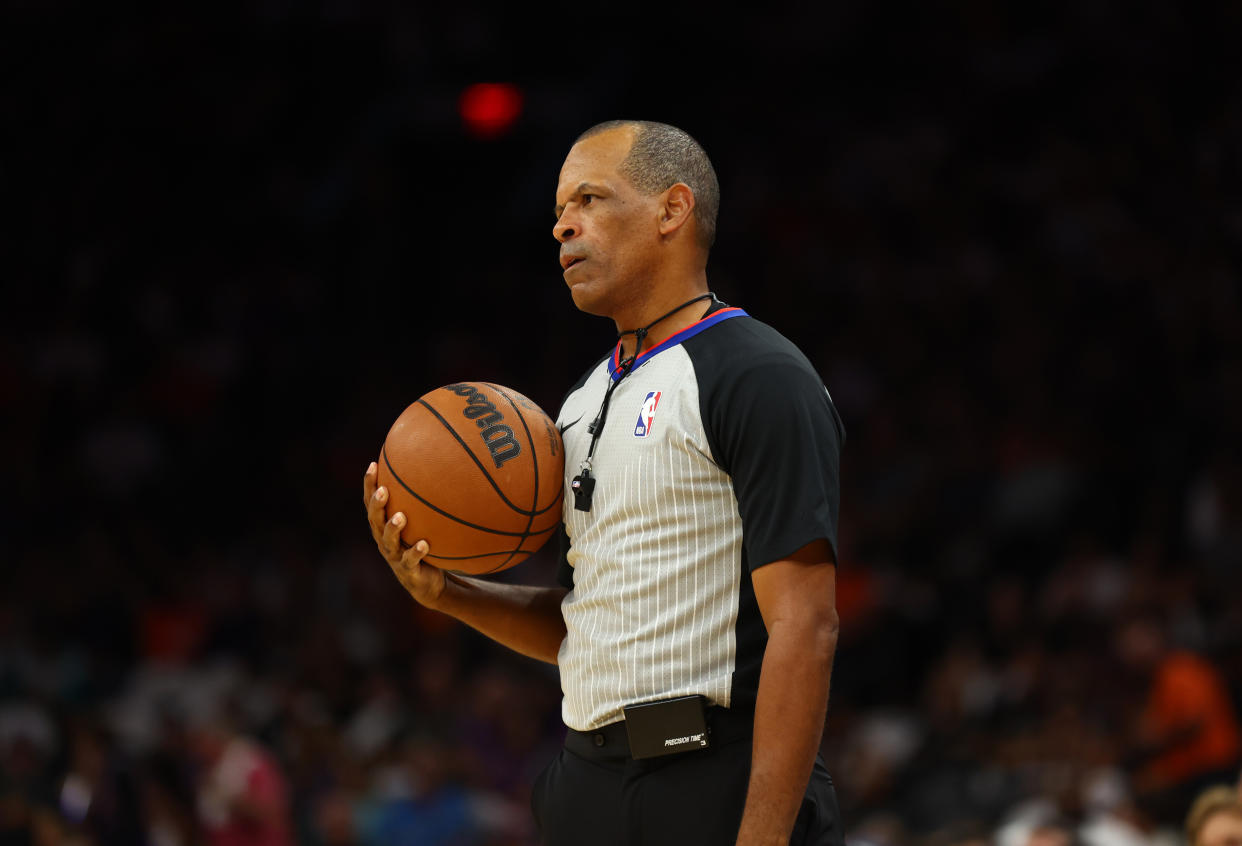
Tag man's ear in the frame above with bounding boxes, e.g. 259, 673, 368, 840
658, 183, 697, 237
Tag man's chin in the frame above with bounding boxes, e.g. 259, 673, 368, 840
567, 279, 611, 317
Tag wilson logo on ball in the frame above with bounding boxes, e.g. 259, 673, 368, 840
445, 383, 522, 468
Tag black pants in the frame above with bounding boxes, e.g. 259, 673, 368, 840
531, 709, 843, 846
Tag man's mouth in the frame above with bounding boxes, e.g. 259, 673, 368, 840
561, 254, 586, 271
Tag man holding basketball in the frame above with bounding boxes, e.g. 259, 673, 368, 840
364, 120, 845, 845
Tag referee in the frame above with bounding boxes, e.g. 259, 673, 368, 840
364, 120, 845, 845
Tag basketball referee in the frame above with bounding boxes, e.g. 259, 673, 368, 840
364, 120, 845, 845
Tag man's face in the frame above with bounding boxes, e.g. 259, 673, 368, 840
553, 127, 662, 317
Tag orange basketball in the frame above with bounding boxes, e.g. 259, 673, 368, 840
375, 382, 564, 575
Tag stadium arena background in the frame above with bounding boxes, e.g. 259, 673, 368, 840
3, 4, 1240, 844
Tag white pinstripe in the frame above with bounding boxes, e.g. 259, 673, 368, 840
556, 347, 743, 731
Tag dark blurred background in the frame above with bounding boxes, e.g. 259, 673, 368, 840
3, 3, 1241, 845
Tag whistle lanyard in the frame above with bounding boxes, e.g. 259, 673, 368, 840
571, 292, 718, 512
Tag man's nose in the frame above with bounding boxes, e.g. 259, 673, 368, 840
553, 215, 577, 243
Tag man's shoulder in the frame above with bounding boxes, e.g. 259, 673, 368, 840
684, 312, 820, 379
686, 312, 844, 442
557, 351, 611, 414
568, 350, 611, 391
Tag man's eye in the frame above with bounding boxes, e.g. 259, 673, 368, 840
581, 194, 594, 205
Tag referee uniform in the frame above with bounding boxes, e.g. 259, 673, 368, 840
533, 300, 845, 846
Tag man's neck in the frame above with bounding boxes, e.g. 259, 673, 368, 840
616, 288, 713, 360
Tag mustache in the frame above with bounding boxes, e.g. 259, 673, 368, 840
559, 248, 589, 270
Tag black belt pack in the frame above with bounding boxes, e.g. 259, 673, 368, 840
623, 695, 711, 759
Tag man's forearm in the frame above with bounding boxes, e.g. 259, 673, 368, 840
432, 575, 568, 664
735, 619, 837, 845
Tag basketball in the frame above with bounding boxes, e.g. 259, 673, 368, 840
375, 382, 564, 575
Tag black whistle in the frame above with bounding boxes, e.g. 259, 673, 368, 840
572, 469, 595, 512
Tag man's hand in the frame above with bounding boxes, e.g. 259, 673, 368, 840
363, 461, 447, 608
362, 462, 567, 664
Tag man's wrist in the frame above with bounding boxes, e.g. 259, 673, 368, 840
734, 775, 797, 846
735, 821, 792, 846
423, 571, 461, 611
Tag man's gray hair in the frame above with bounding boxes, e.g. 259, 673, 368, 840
576, 120, 720, 251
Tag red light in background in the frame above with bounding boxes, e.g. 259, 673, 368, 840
459, 83, 524, 139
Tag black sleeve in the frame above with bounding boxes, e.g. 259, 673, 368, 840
704, 354, 844, 570
555, 523, 575, 589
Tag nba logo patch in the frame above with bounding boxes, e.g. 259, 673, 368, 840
634, 391, 661, 437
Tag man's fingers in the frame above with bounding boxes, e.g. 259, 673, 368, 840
363, 462, 389, 538
367, 485, 389, 536
362, 461, 378, 505
365, 464, 432, 585
400, 540, 430, 570
380, 511, 406, 559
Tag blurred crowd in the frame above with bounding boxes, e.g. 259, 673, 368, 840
4, 2, 1241, 845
